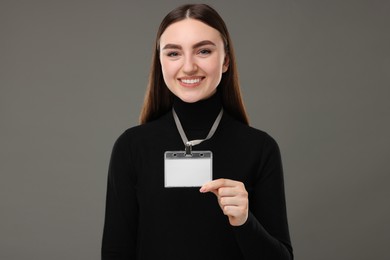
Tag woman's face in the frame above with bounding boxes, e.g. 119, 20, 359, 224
159, 19, 229, 103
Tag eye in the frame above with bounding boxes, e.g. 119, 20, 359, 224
198, 49, 212, 56
167, 51, 180, 57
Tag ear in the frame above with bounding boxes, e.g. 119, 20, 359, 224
222, 55, 230, 73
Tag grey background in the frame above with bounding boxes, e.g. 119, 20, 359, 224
1, 0, 389, 259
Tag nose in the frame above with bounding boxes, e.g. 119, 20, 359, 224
182, 55, 197, 74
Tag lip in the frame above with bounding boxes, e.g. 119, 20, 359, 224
178, 76, 205, 88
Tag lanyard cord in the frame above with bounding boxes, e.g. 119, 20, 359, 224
172, 108, 223, 153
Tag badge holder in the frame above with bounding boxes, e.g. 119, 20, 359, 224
164, 108, 223, 188
164, 144, 212, 188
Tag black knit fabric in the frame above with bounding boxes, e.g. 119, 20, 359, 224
102, 93, 293, 259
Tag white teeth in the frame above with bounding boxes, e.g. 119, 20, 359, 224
181, 78, 201, 84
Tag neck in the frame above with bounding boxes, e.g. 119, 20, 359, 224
173, 92, 222, 138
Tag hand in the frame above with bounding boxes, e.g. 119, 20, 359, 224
200, 178, 248, 226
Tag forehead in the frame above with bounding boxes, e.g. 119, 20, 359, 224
160, 19, 224, 47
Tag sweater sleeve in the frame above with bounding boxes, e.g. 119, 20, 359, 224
232, 135, 293, 260
101, 132, 138, 259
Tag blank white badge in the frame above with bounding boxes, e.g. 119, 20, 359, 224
164, 151, 212, 187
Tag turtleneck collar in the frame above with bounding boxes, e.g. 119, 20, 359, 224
172, 91, 222, 132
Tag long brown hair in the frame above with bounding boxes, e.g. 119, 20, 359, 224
139, 4, 249, 125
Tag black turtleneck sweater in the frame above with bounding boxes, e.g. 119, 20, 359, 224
102, 93, 293, 260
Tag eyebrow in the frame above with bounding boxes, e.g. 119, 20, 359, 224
162, 40, 216, 50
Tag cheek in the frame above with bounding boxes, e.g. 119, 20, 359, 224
160, 60, 181, 91
161, 60, 179, 80
160, 59, 168, 76
202, 56, 225, 75
203, 61, 224, 80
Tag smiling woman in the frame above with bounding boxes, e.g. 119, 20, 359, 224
159, 20, 229, 103
102, 4, 293, 260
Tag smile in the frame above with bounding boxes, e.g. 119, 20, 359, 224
178, 77, 204, 87
181, 78, 201, 84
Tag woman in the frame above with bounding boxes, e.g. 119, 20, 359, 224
102, 4, 293, 260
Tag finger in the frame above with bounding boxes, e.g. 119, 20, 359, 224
200, 178, 237, 193
222, 205, 246, 218
217, 186, 239, 197
220, 196, 247, 207
222, 205, 239, 216
199, 179, 227, 193
220, 196, 238, 206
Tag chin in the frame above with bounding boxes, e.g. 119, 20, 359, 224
175, 90, 216, 103
178, 96, 202, 103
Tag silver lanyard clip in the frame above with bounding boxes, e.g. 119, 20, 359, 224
185, 141, 192, 156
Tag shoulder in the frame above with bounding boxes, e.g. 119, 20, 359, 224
113, 112, 174, 148
222, 113, 279, 151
